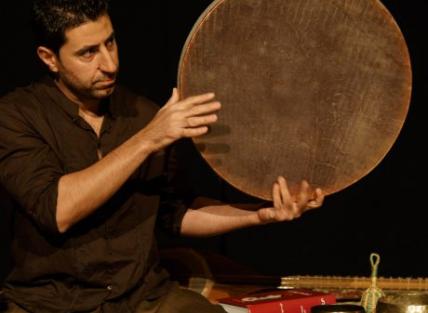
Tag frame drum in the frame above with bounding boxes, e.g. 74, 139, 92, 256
178, 0, 412, 200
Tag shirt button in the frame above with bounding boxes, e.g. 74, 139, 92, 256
107, 285, 113, 291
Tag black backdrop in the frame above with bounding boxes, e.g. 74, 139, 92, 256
0, 0, 427, 282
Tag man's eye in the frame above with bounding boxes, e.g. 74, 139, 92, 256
81, 49, 96, 59
106, 38, 116, 49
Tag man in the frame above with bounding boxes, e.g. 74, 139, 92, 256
0, 0, 324, 312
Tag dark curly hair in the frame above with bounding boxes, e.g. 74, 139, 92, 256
32, 0, 109, 53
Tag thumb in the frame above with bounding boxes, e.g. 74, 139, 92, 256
165, 87, 180, 106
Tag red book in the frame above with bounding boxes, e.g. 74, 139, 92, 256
218, 288, 336, 313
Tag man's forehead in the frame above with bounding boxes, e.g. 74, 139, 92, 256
63, 14, 114, 49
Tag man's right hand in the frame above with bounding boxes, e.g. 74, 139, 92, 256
140, 88, 221, 152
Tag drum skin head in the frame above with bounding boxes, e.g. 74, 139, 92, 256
178, 0, 412, 200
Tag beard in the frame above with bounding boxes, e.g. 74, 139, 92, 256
59, 72, 117, 103
55, 62, 119, 104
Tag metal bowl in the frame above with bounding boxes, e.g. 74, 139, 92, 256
312, 304, 365, 313
377, 292, 428, 313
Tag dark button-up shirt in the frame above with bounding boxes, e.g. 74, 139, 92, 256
0, 78, 189, 313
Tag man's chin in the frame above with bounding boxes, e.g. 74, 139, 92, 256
93, 84, 116, 98
96, 80, 116, 88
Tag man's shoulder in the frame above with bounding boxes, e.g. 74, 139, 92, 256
1, 84, 31, 104
0, 79, 51, 112
0, 82, 50, 132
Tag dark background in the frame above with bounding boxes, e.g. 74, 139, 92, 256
0, 0, 427, 283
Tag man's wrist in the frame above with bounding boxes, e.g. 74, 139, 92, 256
134, 131, 161, 156
248, 210, 266, 226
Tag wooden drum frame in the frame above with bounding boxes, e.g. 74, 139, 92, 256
178, 0, 412, 200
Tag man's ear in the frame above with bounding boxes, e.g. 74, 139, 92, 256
37, 46, 59, 73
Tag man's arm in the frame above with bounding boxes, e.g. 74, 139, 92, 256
180, 177, 324, 236
56, 89, 221, 233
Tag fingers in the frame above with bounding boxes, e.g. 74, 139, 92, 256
182, 126, 209, 138
186, 112, 218, 128
187, 101, 221, 117
296, 180, 311, 211
277, 176, 292, 208
306, 188, 325, 209
295, 180, 324, 213
164, 88, 216, 110
165, 89, 220, 130
272, 177, 324, 221
269, 177, 295, 222
260, 178, 325, 224
181, 108, 218, 139
177, 92, 216, 110
272, 182, 282, 210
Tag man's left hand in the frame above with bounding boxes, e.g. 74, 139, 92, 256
257, 177, 324, 223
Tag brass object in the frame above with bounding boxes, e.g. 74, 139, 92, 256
280, 276, 428, 291
361, 253, 385, 313
178, 0, 412, 200
377, 293, 428, 313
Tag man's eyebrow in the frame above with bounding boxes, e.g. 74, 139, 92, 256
75, 43, 98, 55
75, 31, 115, 55
105, 32, 115, 43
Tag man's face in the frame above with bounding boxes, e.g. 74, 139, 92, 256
54, 14, 119, 102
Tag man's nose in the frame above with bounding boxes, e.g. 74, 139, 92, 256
99, 47, 118, 74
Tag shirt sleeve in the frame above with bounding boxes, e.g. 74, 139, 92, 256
0, 101, 63, 235
157, 140, 196, 236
